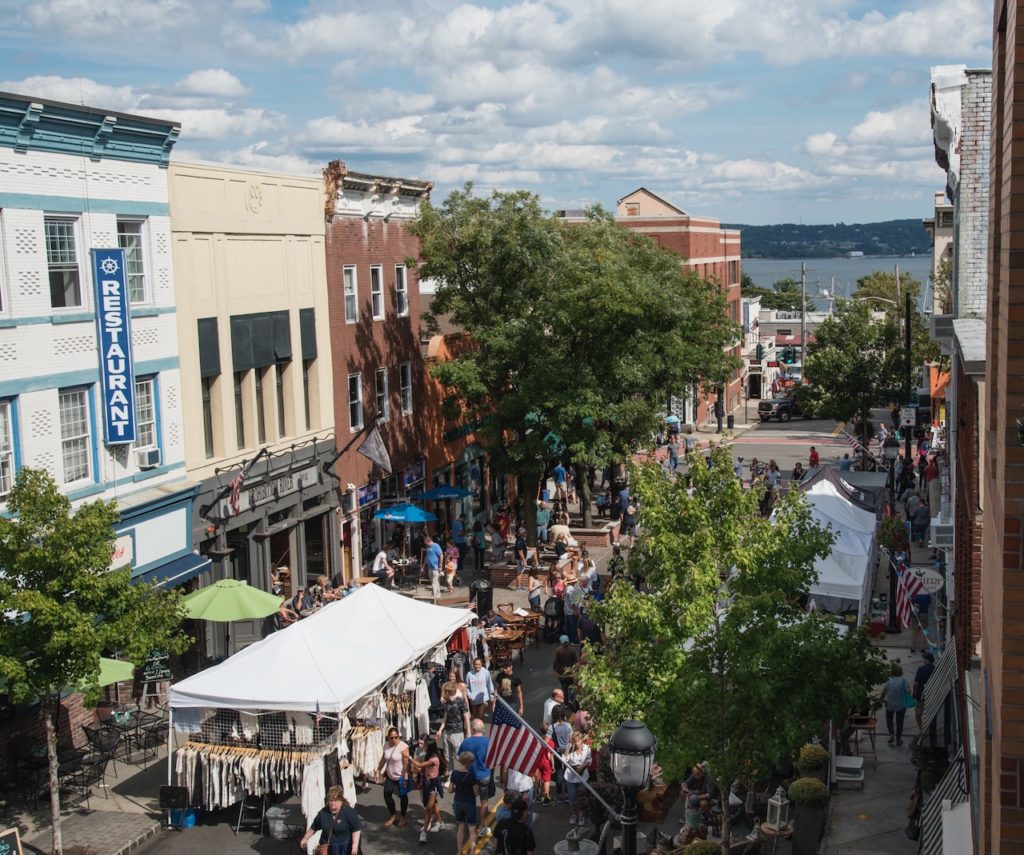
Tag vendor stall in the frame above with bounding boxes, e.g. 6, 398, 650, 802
167, 585, 474, 825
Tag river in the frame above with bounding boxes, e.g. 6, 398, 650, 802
742, 255, 933, 310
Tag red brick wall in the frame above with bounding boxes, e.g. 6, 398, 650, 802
955, 358, 983, 670
324, 216, 430, 488
0, 695, 94, 784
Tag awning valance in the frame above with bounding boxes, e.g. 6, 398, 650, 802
136, 552, 213, 589
919, 747, 968, 855
922, 637, 958, 730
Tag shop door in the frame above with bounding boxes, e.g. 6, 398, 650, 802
748, 374, 762, 399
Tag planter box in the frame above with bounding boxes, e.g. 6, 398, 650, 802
792, 804, 826, 855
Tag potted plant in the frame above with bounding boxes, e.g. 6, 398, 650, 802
878, 514, 909, 553
788, 776, 830, 855
683, 841, 721, 855
795, 744, 830, 784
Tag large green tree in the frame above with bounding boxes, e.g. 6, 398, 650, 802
0, 469, 190, 855
799, 299, 904, 455
740, 275, 803, 311
410, 187, 738, 530
854, 270, 939, 369
577, 453, 887, 852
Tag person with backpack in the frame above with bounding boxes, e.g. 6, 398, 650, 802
883, 661, 912, 747
450, 751, 480, 854
411, 739, 446, 843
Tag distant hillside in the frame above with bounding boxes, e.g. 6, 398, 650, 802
722, 219, 930, 259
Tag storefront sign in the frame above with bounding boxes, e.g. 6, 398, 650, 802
403, 461, 425, 487
900, 406, 917, 427
0, 827, 23, 855
913, 567, 945, 594
110, 534, 134, 571
219, 464, 320, 517
358, 483, 379, 506
91, 248, 136, 445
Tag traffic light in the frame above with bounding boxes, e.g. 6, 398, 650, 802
755, 343, 764, 361
781, 347, 795, 364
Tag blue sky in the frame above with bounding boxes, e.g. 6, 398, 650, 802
0, 0, 992, 224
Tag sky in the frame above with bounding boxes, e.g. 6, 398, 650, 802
0, 0, 993, 225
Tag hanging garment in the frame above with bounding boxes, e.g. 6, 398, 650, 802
414, 679, 431, 736
340, 762, 357, 806
172, 708, 205, 734
300, 757, 326, 825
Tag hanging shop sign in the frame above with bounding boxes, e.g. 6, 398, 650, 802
913, 567, 945, 594
358, 483, 379, 506
91, 248, 136, 445
403, 461, 425, 487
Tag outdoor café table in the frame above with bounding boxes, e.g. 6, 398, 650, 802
392, 558, 415, 587
102, 714, 144, 763
353, 575, 381, 586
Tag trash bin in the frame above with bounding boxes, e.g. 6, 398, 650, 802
471, 579, 492, 615
727, 414, 735, 430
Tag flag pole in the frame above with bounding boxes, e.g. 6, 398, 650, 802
492, 695, 622, 820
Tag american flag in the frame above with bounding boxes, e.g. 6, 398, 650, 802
486, 698, 544, 776
895, 561, 924, 629
314, 700, 323, 728
228, 458, 254, 516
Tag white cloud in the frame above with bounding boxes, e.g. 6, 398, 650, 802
178, 69, 249, 98
0, 76, 140, 111
848, 103, 931, 147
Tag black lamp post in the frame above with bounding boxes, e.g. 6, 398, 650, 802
883, 436, 901, 634
609, 720, 657, 855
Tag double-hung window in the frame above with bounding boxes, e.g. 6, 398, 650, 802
0, 401, 14, 498
134, 377, 156, 449
348, 373, 363, 431
399, 362, 413, 415
343, 266, 358, 323
59, 388, 91, 483
395, 265, 408, 317
375, 368, 389, 422
117, 219, 148, 304
45, 217, 82, 308
370, 265, 384, 320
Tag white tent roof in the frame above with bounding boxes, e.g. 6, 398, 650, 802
169, 584, 474, 712
804, 480, 877, 535
807, 506, 875, 556
810, 549, 871, 605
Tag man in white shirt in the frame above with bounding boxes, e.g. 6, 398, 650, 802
371, 549, 394, 587
542, 688, 564, 728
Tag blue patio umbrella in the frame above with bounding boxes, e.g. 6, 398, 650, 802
416, 484, 472, 501
373, 502, 438, 523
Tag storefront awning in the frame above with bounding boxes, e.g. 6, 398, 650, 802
136, 553, 213, 589
919, 747, 968, 855
922, 637, 958, 730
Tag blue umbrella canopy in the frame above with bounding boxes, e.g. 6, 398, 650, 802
416, 484, 472, 500
373, 502, 438, 522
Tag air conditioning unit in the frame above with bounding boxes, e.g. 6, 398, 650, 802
930, 522, 954, 549
135, 447, 162, 470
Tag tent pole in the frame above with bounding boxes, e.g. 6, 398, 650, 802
166, 706, 174, 786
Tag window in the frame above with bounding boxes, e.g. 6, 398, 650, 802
255, 367, 267, 444
0, 401, 14, 498
201, 376, 215, 459
348, 373, 363, 431
343, 266, 358, 323
117, 219, 147, 304
728, 260, 739, 284
59, 388, 91, 483
399, 362, 413, 415
375, 367, 389, 422
45, 217, 82, 308
395, 265, 408, 317
624, 203, 639, 216
302, 360, 313, 431
370, 265, 384, 320
134, 377, 156, 449
276, 361, 288, 437
234, 371, 247, 450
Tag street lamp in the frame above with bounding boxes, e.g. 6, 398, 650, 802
609, 720, 657, 855
883, 436, 901, 634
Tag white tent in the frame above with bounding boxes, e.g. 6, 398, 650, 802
169, 584, 474, 713
810, 550, 872, 612
807, 505, 875, 556
803, 479, 877, 534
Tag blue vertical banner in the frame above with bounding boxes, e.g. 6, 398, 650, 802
91, 248, 137, 445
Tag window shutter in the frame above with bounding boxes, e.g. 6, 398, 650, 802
273, 312, 292, 361
230, 316, 253, 371
299, 308, 317, 360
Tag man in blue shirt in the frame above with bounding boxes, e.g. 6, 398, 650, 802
459, 719, 493, 839
552, 461, 567, 502
423, 535, 443, 598
452, 514, 468, 573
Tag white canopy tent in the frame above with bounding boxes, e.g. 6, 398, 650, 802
807, 505, 875, 556
803, 479, 878, 534
169, 583, 474, 713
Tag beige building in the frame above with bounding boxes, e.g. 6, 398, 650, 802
169, 162, 339, 656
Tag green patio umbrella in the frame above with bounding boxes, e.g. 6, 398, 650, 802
0, 656, 136, 695
181, 579, 283, 656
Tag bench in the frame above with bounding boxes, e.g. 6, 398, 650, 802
832, 754, 865, 789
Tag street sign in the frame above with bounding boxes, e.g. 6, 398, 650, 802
913, 567, 944, 594
767, 360, 779, 367
900, 406, 916, 427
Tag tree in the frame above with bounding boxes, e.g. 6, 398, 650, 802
409, 187, 738, 531
0, 469, 190, 855
799, 300, 903, 455
854, 269, 939, 368
740, 274, 802, 311
577, 453, 887, 853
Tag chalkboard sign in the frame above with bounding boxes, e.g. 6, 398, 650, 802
0, 827, 23, 855
142, 651, 171, 683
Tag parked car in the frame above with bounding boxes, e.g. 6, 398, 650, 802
758, 396, 802, 422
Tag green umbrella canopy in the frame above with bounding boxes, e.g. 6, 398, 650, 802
0, 656, 136, 695
181, 579, 282, 622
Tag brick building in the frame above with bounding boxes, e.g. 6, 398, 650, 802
612, 188, 743, 427
322, 162, 434, 578
978, 5, 1024, 850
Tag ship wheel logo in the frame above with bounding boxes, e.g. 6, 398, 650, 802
100, 257, 119, 275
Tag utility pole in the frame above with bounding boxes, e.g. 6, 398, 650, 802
800, 262, 807, 370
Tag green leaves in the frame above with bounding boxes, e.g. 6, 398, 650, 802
577, 447, 887, 795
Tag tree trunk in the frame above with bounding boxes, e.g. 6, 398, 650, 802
45, 699, 63, 855
720, 801, 732, 855
574, 463, 593, 528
